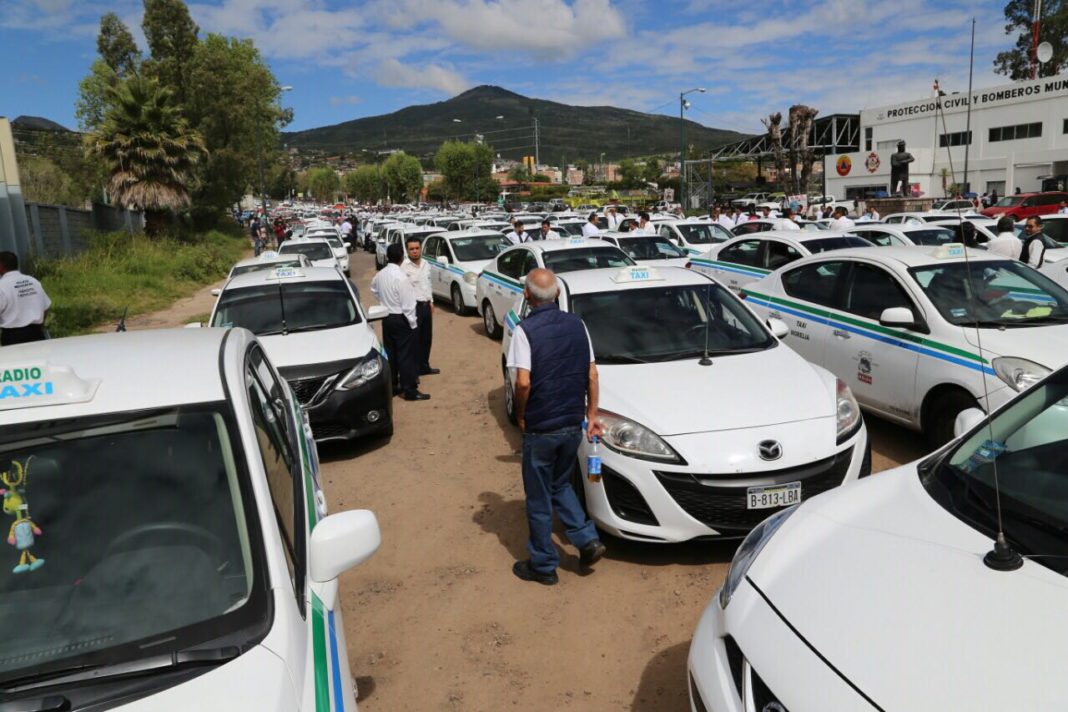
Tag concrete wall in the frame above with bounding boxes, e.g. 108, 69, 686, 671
24, 202, 143, 259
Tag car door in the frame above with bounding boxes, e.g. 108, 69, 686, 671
488, 248, 527, 326
423, 236, 445, 297
696, 238, 768, 291
821, 261, 921, 420
752, 259, 846, 365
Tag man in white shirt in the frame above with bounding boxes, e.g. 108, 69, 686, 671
760, 205, 778, 221
582, 213, 601, 237
402, 236, 438, 376
713, 207, 734, 231
730, 207, 746, 225
0, 252, 50, 346
340, 217, 353, 247
605, 205, 623, 230
505, 221, 532, 245
635, 211, 655, 235
986, 216, 1023, 259
774, 208, 802, 231
371, 243, 428, 401
537, 219, 560, 240
1021, 216, 1048, 267
828, 206, 855, 231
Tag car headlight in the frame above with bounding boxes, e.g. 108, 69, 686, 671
336, 350, 383, 391
597, 410, 683, 463
719, 505, 797, 609
992, 356, 1050, 392
463, 271, 478, 285
836, 378, 862, 443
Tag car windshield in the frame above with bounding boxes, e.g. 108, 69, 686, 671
450, 235, 507, 261
231, 259, 303, 277
927, 366, 1068, 576
677, 223, 730, 244
615, 236, 686, 260
804, 236, 873, 253
571, 283, 773, 363
995, 196, 1025, 207
911, 260, 1068, 327
279, 242, 333, 261
543, 247, 635, 273
904, 228, 956, 246
212, 281, 360, 335
0, 405, 265, 684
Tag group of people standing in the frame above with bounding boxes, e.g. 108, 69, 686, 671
247, 215, 291, 256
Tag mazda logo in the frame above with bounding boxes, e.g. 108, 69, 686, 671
758, 440, 782, 461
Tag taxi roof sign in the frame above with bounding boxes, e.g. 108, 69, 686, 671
612, 265, 663, 283
259, 250, 279, 260
267, 266, 305, 280
932, 243, 966, 259
0, 363, 100, 412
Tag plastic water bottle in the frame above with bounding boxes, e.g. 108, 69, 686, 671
587, 436, 602, 483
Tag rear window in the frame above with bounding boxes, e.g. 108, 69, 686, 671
542, 247, 635, 273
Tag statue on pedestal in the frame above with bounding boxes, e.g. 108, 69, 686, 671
890, 140, 915, 197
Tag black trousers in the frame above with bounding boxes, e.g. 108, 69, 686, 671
1, 324, 46, 346
383, 313, 418, 395
416, 301, 433, 372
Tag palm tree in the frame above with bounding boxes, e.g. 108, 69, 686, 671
87, 74, 206, 233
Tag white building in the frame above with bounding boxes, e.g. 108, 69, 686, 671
824, 75, 1068, 201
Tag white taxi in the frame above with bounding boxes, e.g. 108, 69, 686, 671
303, 226, 350, 275
422, 229, 508, 314
499, 266, 870, 542
375, 224, 444, 270
691, 231, 872, 292
597, 232, 691, 267
689, 362, 1068, 712
742, 244, 1068, 443
0, 328, 379, 711
210, 266, 393, 442
278, 238, 339, 270
653, 219, 733, 256
226, 252, 311, 280
475, 237, 633, 339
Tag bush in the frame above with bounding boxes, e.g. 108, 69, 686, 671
33, 229, 247, 337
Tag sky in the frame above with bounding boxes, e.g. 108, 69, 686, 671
0, 0, 1024, 138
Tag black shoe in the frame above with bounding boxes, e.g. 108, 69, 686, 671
512, 560, 558, 585
403, 391, 431, 401
419, 367, 441, 375
579, 539, 606, 568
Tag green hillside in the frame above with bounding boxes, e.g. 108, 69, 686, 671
284, 85, 750, 162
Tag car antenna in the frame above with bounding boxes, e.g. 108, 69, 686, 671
699, 283, 713, 366
277, 282, 289, 336
937, 47, 1022, 571
116, 306, 128, 332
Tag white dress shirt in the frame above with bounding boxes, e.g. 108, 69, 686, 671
582, 222, 600, 237
774, 218, 801, 231
985, 231, 1023, 260
370, 263, 417, 329
829, 217, 856, 231
538, 229, 561, 240
606, 212, 623, 230
505, 230, 531, 245
401, 257, 433, 302
0, 270, 51, 328
716, 215, 735, 230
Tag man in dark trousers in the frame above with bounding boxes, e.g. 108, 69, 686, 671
506, 268, 606, 585
402, 236, 439, 376
370, 243, 429, 401
0, 251, 51, 346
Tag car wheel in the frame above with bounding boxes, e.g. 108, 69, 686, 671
925, 388, 979, 447
502, 365, 518, 425
482, 300, 502, 339
451, 283, 468, 315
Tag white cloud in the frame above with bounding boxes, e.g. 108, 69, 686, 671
376, 58, 470, 95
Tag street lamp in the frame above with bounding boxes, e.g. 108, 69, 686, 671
679, 87, 706, 213
258, 84, 294, 220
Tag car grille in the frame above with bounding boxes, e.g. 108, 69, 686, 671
725, 636, 790, 711
724, 635, 745, 697
287, 373, 340, 406
602, 466, 659, 526
311, 423, 351, 441
654, 447, 853, 534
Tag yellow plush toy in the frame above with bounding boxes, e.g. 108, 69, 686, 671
2, 458, 44, 574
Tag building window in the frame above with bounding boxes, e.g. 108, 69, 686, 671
939, 131, 972, 147
989, 122, 1043, 142
1063, 118, 1068, 134
864, 127, 873, 151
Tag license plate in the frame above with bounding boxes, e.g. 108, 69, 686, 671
746, 482, 801, 510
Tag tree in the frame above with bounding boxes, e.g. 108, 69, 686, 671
142, 0, 199, 107
435, 141, 493, 200
994, 0, 1068, 79
642, 159, 662, 183
304, 166, 341, 202
382, 152, 423, 203
344, 165, 382, 203
97, 12, 140, 75
87, 74, 206, 233
787, 104, 819, 195
508, 164, 531, 181
761, 112, 786, 192
19, 156, 79, 206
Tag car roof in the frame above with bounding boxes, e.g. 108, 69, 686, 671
224, 265, 347, 290
559, 265, 712, 295
519, 237, 617, 253
1, 328, 243, 423
797, 244, 1006, 268
232, 254, 307, 269
393, 224, 445, 233
280, 236, 332, 246
441, 229, 504, 240
735, 229, 856, 242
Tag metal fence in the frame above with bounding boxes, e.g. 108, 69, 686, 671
22, 202, 144, 259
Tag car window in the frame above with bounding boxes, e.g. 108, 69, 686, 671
213, 281, 360, 335
422, 236, 439, 259
718, 239, 763, 267
279, 242, 333, 261
731, 222, 763, 236
781, 261, 845, 306
854, 230, 892, 247
764, 240, 802, 270
911, 261, 1068, 325
541, 247, 634, 273
844, 263, 915, 321
497, 249, 526, 278
1038, 194, 1061, 206
521, 250, 539, 275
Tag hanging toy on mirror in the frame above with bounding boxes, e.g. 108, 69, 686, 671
2, 457, 44, 574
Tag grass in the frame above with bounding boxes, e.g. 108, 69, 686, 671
33, 228, 247, 338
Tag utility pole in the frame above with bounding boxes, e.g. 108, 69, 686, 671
534, 117, 540, 168
679, 88, 706, 212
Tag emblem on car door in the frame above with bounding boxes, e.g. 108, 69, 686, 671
758, 440, 782, 461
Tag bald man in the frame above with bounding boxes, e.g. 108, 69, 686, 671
505, 268, 606, 585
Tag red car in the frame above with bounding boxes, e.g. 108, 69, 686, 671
981, 191, 1068, 220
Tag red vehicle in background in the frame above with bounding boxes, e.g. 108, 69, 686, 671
981, 191, 1068, 220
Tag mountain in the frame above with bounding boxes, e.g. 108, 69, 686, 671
284, 85, 750, 162
12, 116, 71, 132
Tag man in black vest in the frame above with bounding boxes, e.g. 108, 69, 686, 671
505, 268, 606, 585
1021, 216, 1048, 268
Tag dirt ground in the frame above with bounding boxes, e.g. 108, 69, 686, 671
135, 249, 928, 711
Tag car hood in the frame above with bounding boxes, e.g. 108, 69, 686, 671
119, 646, 296, 711
259, 323, 376, 369
750, 468, 1068, 710
598, 344, 833, 436
960, 323, 1068, 369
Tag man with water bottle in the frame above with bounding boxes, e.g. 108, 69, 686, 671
505, 268, 607, 586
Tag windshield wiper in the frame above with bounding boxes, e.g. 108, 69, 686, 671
285, 322, 348, 334
1013, 314, 1068, 325
2, 646, 239, 693
650, 347, 766, 361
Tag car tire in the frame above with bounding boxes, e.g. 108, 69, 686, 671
482, 300, 502, 339
451, 283, 468, 315
503, 364, 517, 425
925, 388, 979, 447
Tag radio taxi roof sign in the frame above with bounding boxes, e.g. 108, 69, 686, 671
0, 363, 100, 411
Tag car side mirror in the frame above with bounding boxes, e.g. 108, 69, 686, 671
309, 510, 381, 584
879, 306, 918, 329
766, 317, 790, 339
953, 407, 986, 439
366, 305, 389, 321
211, 288, 221, 297
439, 255, 450, 266
519, 275, 528, 285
